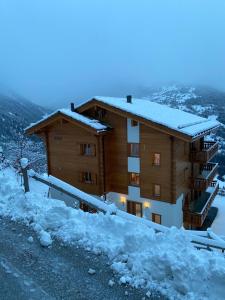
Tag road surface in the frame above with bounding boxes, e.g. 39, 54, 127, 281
0, 217, 165, 300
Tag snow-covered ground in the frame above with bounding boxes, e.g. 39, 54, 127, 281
212, 195, 225, 237
1, 168, 225, 300
211, 178, 225, 237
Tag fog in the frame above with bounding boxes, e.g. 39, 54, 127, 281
0, 0, 225, 108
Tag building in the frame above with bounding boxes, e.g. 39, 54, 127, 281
26, 96, 220, 229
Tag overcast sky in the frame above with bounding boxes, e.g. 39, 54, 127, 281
0, 0, 225, 107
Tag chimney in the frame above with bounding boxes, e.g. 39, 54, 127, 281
70, 102, 75, 112
126, 95, 132, 104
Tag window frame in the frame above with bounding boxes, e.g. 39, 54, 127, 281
153, 153, 161, 166
152, 213, 161, 224
80, 171, 97, 184
127, 200, 143, 217
153, 184, 161, 197
129, 172, 140, 187
80, 143, 96, 156
128, 143, 140, 157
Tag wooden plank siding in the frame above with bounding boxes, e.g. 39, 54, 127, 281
140, 124, 173, 203
103, 111, 128, 194
82, 106, 128, 195
45, 119, 103, 195
174, 139, 192, 201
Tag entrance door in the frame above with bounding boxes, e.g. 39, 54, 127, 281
127, 200, 142, 217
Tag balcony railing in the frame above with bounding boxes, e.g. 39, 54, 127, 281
190, 162, 218, 191
190, 141, 219, 163
184, 181, 219, 227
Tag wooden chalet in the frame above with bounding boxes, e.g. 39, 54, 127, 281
26, 96, 220, 229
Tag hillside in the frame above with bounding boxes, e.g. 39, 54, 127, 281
0, 94, 49, 172
0, 94, 49, 142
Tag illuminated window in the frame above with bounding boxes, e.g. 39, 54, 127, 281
152, 213, 161, 224
153, 153, 161, 166
131, 120, 138, 127
128, 143, 139, 157
127, 201, 142, 217
129, 172, 140, 186
80, 144, 96, 156
153, 184, 161, 197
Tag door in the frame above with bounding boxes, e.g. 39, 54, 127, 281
127, 200, 142, 217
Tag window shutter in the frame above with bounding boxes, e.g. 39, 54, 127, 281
91, 144, 96, 156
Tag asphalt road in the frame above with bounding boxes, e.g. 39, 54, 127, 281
0, 217, 165, 300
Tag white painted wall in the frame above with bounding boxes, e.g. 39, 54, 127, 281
106, 190, 184, 228
127, 118, 140, 143
128, 157, 140, 173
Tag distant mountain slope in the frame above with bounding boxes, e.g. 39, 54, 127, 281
138, 85, 225, 119
0, 94, 49, 142
138, 84, 225, 135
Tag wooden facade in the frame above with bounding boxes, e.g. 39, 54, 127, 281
44, 119, 103, 195
140, 125, 172, 203
26, 99, 219, 229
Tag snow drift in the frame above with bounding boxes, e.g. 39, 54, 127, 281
0, 168, 225, 300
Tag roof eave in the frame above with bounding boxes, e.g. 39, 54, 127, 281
77, 98, 195, 142
77, 98, 221, 142
25, 111, 108, 136
191, 124, 221, 141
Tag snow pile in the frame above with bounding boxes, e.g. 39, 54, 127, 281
20, 158, 29, 169
0, 169, 225, 300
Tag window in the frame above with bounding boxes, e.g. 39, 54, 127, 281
131, 120, 138, 127
128, 143, 140, 157
153, 153, 161, 166
81, 172, 96, 184
129, 172, 140, 186
152, 213, 161, 224
127, 201, 142, 217
95, 107, 106, 120
80, 144, 96, 156
153, 184, 161, 197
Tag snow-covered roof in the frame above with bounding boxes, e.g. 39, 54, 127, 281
79, 96, 220, 138
25, 108, 108, 133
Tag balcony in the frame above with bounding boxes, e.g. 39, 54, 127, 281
190, 141, 218, 163
190, 162, 218, 191
184, 181, 219, 228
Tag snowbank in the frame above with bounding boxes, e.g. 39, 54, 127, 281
0, 168, 225, 300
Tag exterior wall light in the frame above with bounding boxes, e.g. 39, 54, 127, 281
144, 201, 151, 209
120, 196, 126, 204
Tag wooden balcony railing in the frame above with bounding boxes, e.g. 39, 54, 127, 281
190, 162, 218, 191
183, 181, 219, 228
190, 141, 219, 163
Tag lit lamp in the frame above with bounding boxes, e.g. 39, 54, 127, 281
120, 196, 126, 205
144, 201, 151, 209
